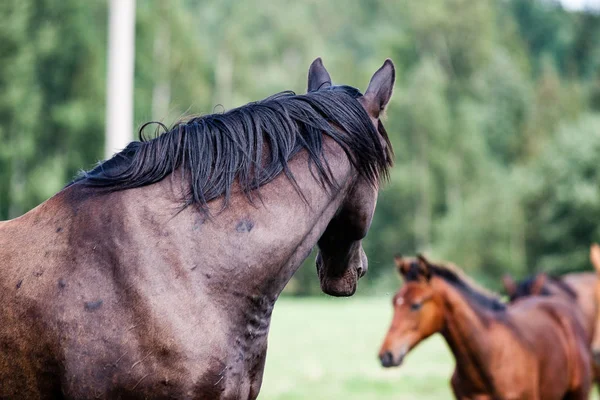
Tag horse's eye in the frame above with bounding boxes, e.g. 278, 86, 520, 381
410, 303, 422, 311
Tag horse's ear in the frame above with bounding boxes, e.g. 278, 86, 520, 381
416, 254, 432, 281
363, 59, 395, 118
394, 254, 409, 278
307, 57, 332, 92
531, 273, 548, 295
501, 274, 517, 297
590, 243, 600, 273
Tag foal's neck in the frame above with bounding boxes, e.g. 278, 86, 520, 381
436, 279, 499, 393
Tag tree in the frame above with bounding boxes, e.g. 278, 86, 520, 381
523, 114, 600, 273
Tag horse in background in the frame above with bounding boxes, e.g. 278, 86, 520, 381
502, 271, 597, 348
590, 243, 600, 361
502, 270, 600, 393
379, 255, 591, 400
0, 58, 395, 399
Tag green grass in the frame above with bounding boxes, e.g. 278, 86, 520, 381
261, 297, 600, 399
260, 297, 455, 400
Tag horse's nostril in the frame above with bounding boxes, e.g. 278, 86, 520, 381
380, 351, 394, 367
357, 266, 364, 278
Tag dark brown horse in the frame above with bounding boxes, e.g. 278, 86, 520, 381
0, 58, 395, 399
379, 255, 591, 400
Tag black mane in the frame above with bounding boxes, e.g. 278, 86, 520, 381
404, 260, 506, 311
70, 86, 393, 212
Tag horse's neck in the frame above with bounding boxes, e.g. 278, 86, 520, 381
96, 141, 354, 301
31, 149, 353, 375
436, 279, 497, 392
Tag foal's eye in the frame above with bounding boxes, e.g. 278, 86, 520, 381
410, 303, 422, 311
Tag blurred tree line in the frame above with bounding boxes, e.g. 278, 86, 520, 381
1, 0, 599, 294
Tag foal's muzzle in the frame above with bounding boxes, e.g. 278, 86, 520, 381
379, 351, 395, 368
379, 344, 408, 368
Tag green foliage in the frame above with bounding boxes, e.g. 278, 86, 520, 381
522, 114, 600, 273
0, 0, 106, 217
1, 0, 599, 293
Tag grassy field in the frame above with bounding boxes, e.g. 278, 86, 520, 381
260, 297, 455, 400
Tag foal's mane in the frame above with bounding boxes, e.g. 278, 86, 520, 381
404, 258, 506, 311
69, 86, 393, 212
431, 261, 506, 311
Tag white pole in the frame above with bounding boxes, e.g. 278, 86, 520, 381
105, 0, 136, 159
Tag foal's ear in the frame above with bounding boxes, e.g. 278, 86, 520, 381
394, 254, 409, 277
416, 254, 432, 281
501, 274, 517, 297
307, 57, 332, 92
530, 273, 548, 295
590, 243, 600, 273
363, 59, 396, 118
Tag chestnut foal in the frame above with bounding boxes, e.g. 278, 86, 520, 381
379, 255, 591, 400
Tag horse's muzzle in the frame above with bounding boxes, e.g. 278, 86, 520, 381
316, 250, 364, 297
379, 351, 395, 367
379, 350, 406, 368
379, 344, 408, 368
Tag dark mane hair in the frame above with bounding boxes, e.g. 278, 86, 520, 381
403, 258, 506, 311
514, 275, 577, 300
69, 86, 393, 212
